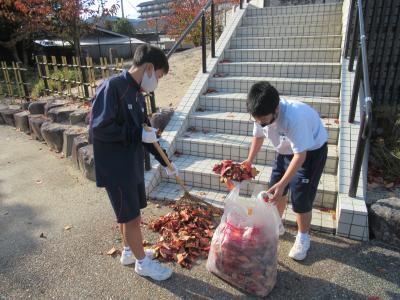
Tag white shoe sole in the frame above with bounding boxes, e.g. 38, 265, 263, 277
120, 249, 156, 266
135, 270, 172, 281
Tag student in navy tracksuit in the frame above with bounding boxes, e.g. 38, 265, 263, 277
90, 44, 177, 281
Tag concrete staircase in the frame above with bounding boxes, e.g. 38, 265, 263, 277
151, 1, 343, 233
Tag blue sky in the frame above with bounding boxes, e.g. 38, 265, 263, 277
115, 0, 143, 19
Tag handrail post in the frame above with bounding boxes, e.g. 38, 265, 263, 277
348, 111, 366, 197
201, 12, 207, 73
211, 1, 216, 58
349, 51, 362, 123
348, 4, 359, 72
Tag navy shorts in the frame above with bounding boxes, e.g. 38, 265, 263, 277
105, 183, 147, 223
269, 143, 328, 213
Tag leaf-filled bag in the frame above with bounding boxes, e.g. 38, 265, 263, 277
206, 184, 283, 297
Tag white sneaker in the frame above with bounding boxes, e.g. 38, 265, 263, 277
135, 258, 173, 281
288, 236, 310, 261
120, 248, 156, 266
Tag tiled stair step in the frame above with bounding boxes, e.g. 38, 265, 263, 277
230, 35, 342, 49
223, 48, 341, 63
199, 93, 340, 118
160, 154, 337, 209
237, 24, 342, 37
217, 62, 341, 79
150, 182, 336, 233
246, 3, 342, 17
175, 131, 338, 174
188, 111, 339, 144
242, 12, 342, 26
208, 76, 341, 97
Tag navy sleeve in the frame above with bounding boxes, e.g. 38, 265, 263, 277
91, 79, 130, 143
143, 142, 168, 167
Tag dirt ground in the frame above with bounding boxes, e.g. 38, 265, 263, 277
154, 47, 203, 109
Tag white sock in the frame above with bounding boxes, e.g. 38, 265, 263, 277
123, 246, 131, 253
137, 255, 150, 265
297, 231, 310, 241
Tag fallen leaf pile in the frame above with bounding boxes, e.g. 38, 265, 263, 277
148, 201, 223, 269
213, 160, 259, 183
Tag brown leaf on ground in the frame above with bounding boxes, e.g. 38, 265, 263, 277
64, 225, 73, 231
106, 246, 121, 256
39, 233, 47, 239
385, 182, 394, 189
376, 267, 386, 273
36, 180, 43, 184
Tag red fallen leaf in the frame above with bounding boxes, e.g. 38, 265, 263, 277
319, 207, 330, 212
143, 240, 152, 246
177, 252, 188, 265
219, 59, 232, 64
202, 88, 217, 95
174, 150, 182, 157
335, 119, 339, 124
205, 229, 214, 238
213, 73, 227, 78
369, 296, 381, 300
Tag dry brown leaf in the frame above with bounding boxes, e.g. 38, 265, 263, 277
64, 225, 73, 231
39, 233, 46, 239
106, 246, 120, 256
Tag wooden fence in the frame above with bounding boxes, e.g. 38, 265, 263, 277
0, 56, 126, 102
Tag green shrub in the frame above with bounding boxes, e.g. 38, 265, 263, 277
31, 68, 81, 98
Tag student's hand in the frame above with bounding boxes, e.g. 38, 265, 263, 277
165, 162, 178, 177
267, 182, 285, 204
142, 127, 158, 143
241, 159, 253, 169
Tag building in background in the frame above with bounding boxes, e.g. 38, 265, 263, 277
137, 0, 174, 19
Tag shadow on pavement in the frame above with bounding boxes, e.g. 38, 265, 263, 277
150, 268, 367, 299
0, 179, 51, 293
281, 231, 400, 288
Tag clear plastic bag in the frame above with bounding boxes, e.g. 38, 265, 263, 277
206, 184, 283, 297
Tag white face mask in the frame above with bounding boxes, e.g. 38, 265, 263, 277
141, 68, 158, 92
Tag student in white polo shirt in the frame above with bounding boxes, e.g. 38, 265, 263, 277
243, 81, 328, 261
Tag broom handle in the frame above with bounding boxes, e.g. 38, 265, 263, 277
143, 125, 189, 194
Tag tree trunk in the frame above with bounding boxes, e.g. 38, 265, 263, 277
73, 22, 81, 58
22, 40, 30, 67
10, 43, 21, 62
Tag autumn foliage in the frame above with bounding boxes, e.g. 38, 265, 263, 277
148, 0, 239, 46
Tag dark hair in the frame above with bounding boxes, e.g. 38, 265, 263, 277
247, 81, 280, 117
133, 44, 169, 74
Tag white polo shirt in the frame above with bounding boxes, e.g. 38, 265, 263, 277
252, 98, 328, 155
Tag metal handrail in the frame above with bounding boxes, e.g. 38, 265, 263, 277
167, 0, 215, 66
347, 0, 373, 197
